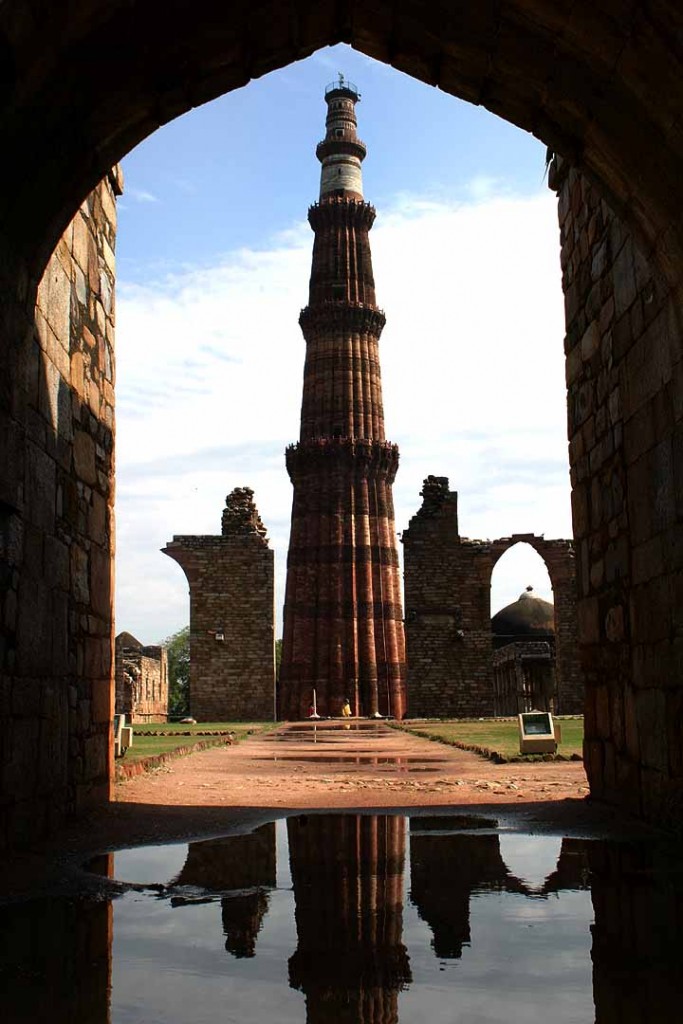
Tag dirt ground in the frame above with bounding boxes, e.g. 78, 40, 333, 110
117, 720, 590, 812
3, 721, 645, 900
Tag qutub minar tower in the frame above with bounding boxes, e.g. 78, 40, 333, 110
279, 77, 407, 720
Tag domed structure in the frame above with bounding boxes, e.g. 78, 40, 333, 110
491, 586, 557, 716
491, 586, 554, 639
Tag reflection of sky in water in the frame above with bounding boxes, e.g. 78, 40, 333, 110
110, 821, 596, 1023
498, 834, 563, 889
111, 842, 188, 884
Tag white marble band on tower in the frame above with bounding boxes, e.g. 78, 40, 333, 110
317, 75, 366, 201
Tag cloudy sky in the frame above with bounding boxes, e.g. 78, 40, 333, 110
114, 44, 571, 645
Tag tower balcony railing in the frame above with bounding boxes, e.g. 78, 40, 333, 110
316, 137, 367, 162
325, 78, 360, 99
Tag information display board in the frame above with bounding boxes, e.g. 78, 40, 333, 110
518, 711, 557, 754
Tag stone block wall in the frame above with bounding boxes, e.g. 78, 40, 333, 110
550, 157, 683, 823
402, 476, 579, 718
0, 172, 119, 848
114, 632, 168, 723
163, 488, 275, 721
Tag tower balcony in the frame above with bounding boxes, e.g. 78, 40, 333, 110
285, 437, 400, 483
299, 302, 386, 336
316, 137, 367, 162
325, 79, 361, 100
308, 197, 376, 230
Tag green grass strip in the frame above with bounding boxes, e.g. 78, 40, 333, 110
392, 718, 584, 763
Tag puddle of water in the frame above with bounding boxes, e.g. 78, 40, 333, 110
263, 724, 388, 742
2, 814, 682, 1023
253, 755, 445, 772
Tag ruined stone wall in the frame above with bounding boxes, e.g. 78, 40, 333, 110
402, 477, 580, 718
0, 173, 119, 848
402, 480, 493, 718
163, 488, 275, 722
551, 157, 683, 823
114, 634, 168, 723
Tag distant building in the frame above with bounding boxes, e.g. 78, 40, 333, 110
491, 587, 556, 715
115, 631, 168, 723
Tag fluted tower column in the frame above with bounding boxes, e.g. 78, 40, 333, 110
279, 77, 406, 720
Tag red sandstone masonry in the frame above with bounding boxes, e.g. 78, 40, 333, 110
279, 85, 406, 720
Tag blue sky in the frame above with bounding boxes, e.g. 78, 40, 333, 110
114, 44, 571, 644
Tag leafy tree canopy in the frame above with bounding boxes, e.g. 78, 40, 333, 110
164, 625, 190, 716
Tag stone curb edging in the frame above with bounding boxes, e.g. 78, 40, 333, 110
115, 736, 234, 781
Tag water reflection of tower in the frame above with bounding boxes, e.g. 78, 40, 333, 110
175, 823, 276, 958
288, 814, 411, 1024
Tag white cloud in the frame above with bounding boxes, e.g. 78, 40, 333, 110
127, 187, 160, 204
115, 185, 570, 642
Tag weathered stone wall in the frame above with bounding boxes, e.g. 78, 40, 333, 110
114, 633, 168, 723
588, 840, 682, 1022
0, 173, 119, 849
551, 157, 683, 823
402, 477, 580, 718
163, 488, 275, 722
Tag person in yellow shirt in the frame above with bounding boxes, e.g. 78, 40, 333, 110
341, 697, 352, 718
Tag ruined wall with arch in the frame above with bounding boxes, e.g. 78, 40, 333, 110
0, 1, 681, 844
402, 476, 579, 718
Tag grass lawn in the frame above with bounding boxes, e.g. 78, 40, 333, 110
395, 718, 584, 761
121, 722, 275, 763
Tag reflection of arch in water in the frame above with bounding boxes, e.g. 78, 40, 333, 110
287, 814, 411, 1024
173, 823, 276, 959
409, 824, 527, 959
403, 478, 580, 717
409, 823, 593, 960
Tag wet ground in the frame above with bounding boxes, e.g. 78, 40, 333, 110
3, 811, 683, 1023
2, 722, 681, 1021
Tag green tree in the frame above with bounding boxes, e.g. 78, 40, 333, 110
275, 638, 283, 680
165, 625, 190, 716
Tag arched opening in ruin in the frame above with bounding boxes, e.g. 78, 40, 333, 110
489, 537, 580, 715
490, 542, 558, 716
490, 542, 554, 621
2, 1, 682, 843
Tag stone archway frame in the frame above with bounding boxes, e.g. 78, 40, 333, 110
1, 1, 681, 293
488, 534, 580, 713
1, 1, 682, 843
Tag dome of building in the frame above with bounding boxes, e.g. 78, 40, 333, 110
491, 586, 554, 637
116, 630, 143, 649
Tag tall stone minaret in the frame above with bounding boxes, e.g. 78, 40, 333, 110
279, 77, 406, 720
